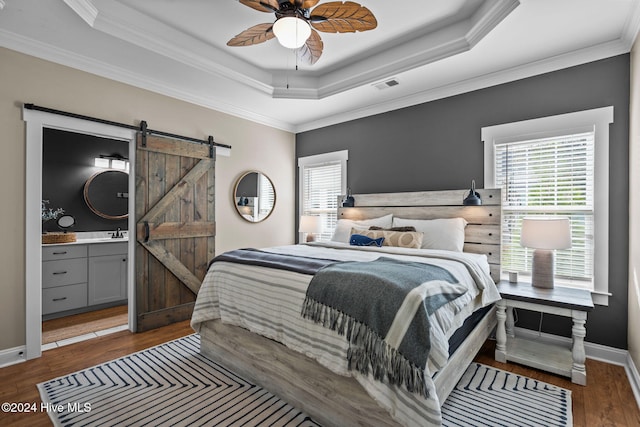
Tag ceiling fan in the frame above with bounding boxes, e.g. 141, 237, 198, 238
227, 0, 377, 65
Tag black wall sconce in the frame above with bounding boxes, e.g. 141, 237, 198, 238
237, 195, 249, 206
463, 180, 482, 206
342, 188, 355, 207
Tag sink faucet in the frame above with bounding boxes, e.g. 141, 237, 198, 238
112, 227, 124, 239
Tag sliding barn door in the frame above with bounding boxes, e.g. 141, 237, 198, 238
135, 133, 215, 331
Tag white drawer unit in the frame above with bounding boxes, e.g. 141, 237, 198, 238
42, 283, 88, 315
42, 258, 88, 289
42, 244, 87, 261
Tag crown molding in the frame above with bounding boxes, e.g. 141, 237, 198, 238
63, 0, 98, 27
81, 0, 518, 101
466, 0, 520, 47
0, 29, 296, 132
274, 0, 520, 99
3, 18, 629, 135
90, 0, 275, 96
620, 0, 640, 50
295, 37, 630, 132
2, 0, 632, 134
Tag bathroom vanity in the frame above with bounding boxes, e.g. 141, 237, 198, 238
42, 237, 128, 319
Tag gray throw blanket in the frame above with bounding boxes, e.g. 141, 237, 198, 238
301, 257, 468, 397
209, 248, 338, 274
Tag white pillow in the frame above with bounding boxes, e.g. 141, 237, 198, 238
392, 217, 467, 252
330, 214, 393, 243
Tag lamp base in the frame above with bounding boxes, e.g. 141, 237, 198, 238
305, 234, 315, 242
532, 249, 554, 289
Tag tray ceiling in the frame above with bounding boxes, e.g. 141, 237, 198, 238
0, 0, 639, 132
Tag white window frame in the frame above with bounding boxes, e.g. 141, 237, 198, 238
298, 150, 348, 242
483, 106, 613, 305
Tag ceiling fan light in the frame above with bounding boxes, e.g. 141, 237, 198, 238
273, 16, 311, 49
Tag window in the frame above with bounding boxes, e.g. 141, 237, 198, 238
483, 107, 613, 305
257, 174, 275, 219
298, 150, 348, 242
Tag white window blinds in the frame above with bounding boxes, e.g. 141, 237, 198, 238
258, 174, 275, 218
496, 131, 595, 288
301, 160, 343, 242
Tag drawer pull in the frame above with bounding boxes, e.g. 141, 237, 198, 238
52, 251, 68, 255
52, 297, 68, 302
52, 271, 68, 275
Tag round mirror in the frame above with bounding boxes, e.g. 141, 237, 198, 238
83, 170, 129, 220
57, 215, 75, 230
233, 171, 276, 223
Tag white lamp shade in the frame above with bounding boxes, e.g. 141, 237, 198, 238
520, 217, 571, 250
272, 16, 311, 49
299, 215, 321, 233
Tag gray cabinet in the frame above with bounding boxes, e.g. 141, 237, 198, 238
42, 241, 128, 316
42, 245, 88, 315
88, 242, 127, 305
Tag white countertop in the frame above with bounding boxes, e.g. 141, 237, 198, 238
43, 231, 129, 246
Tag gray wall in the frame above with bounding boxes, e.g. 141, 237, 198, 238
296, 54, 630, 349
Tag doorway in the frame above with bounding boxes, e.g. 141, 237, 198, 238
24, 108, 137, 360
41, 127, 131, 348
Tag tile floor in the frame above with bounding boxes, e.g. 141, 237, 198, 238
41, 324, 129, 351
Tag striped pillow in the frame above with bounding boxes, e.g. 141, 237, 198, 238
351, 228, 424, 249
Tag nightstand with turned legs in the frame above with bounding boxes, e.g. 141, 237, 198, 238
494, 280, 594, 385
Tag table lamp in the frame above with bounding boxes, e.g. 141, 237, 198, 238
520, 217, 571, 289
299, 215, 321, 242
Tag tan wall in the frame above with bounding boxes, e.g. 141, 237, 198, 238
0, 47, 295, 351
629, 40, 640, 371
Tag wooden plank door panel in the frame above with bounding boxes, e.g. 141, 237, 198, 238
135, 133, 215, 332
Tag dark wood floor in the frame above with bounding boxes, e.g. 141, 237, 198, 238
475, 340, 640, 427
1, 320, 638, 426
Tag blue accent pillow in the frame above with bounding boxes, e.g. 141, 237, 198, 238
349, 234, 385, 247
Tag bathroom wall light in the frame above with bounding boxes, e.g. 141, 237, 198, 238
111, 159, 127, 170
94, 157, 110, 168
95, 154, 129, 171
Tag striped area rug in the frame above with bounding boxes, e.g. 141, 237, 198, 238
38, 335, 319, 426
39, 335, 572, 427
442, 362, 572, 427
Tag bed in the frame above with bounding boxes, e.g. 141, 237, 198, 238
191, 189, 501, 426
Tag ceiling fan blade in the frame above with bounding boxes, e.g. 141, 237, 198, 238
310, 1, 377, 33
290, 0, 320, 8
302, 0, 321, 8
227, 23, 275, 46
296, 29, 323, 65
239, 0, 280, 13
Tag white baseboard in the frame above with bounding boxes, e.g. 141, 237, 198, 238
626, 354, 640, 409
0, 345, 26, 368
514, 327, 639, 408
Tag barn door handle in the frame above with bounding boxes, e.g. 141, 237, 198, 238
143, 221, 150, 243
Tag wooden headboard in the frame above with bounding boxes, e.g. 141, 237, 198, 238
337, 188, 501, 282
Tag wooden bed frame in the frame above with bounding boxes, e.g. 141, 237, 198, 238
199, 188, 501, 427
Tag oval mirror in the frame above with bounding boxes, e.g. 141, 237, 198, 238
57, 215, 75, 230
233, 171, 276, 223
83, 170, 129, 220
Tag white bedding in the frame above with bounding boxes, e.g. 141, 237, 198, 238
191, 242, 500, 426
